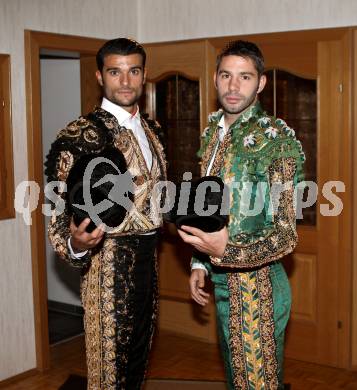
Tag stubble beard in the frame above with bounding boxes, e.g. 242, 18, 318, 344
219, 87, 258, 116
109, 89, 141, 108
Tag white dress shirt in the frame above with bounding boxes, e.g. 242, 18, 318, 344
68, 98, 153, 258
101, 97, 152, 170
206, 115, 227, 175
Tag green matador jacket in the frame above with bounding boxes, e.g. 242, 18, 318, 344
192, 101, 305, 390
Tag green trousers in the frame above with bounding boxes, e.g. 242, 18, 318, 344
211, 262, 291, 390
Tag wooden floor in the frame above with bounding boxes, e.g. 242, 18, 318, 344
3, 330, 357, 389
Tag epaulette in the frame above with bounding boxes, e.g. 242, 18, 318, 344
44, 114, 113, 184
239, 115, 304, 159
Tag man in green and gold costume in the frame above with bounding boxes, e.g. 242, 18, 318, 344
178, 40, 305, 389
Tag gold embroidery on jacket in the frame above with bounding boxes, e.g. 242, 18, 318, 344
228, 267, 278, 390
81, 251, 102, 389
211, 158, 298, 268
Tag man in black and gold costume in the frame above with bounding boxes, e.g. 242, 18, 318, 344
45, 38, 166, 389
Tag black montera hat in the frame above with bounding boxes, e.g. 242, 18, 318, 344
66, 147, 133, 232
164, 176, 229, 233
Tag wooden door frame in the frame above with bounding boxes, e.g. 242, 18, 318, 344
0, 54, 15, 220
353, 27, 357, 370
25, 30, 105, 370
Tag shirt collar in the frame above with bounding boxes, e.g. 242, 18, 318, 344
101, 97, 140, 126
215, 101, 263, 140
217, 115, 227, 141
218, 115, 225, 129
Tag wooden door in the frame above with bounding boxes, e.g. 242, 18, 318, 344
144, 41, 219, 342
210, 30, 352, 367
80, 55, 102, 115
144, 30, 353, 366
269, 37, 347, 367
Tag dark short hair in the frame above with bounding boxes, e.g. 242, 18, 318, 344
96, 38, 146, 72
216, 40, 264, 76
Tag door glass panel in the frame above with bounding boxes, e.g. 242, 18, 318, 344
260, 70, 317, 226
154, 74, 200, 184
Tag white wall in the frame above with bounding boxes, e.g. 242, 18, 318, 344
0, 0, 137, 381
41, 58, 82, 307
138, 0, 357, 43
1, 0, 357, 383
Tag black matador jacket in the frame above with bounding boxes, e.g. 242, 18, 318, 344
45, 107, 167, 389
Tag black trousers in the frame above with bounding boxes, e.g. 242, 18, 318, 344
113, 232, 159, 390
